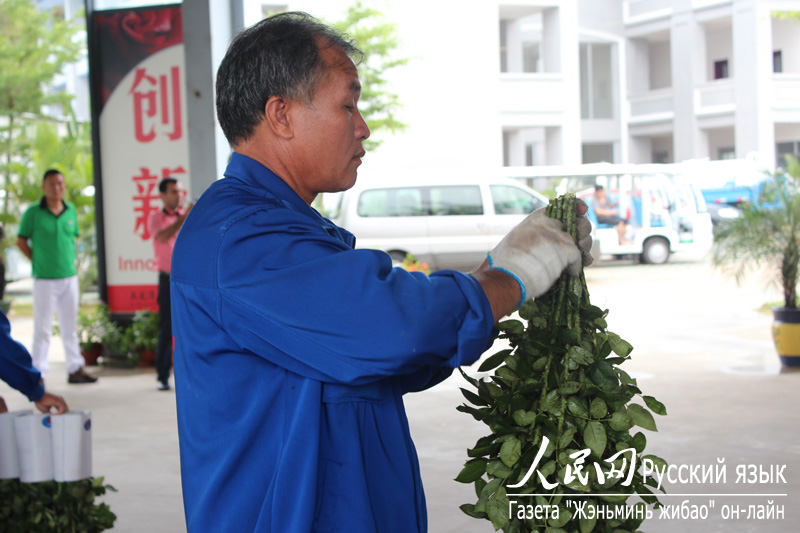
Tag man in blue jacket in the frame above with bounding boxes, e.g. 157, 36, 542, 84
0, 311, 69, 415
172, 12, 592, 532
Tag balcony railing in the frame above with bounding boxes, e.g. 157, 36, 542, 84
694, 81, 735, 116
628, 88, 674, 123
773, 75, 800, 112
498, 74, 568, 115
624, 0, 672, 24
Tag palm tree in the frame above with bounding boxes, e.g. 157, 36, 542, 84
713, 155, 800, 310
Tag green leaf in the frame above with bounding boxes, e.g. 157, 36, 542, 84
460, 388, 488, 407
548, 506, 572, 528
559, 426, 577, 449
474, 477, 487, 499
459, 368, 478, 387
582, 305, 606, 320
579, 500, 598, 533
584, 421, 607, 458
559, 382, 581, 395
589, 361, 618, 389
486, 460, 513, 479
590, 398, 608, 419
642, 454, 669, 476
607, 332, 633, 356
486, 486, 510, 531
631, 432, 647, 453
478, 349, 512, 372
455, 459, 487, 483
512, 410, 537, 427
568, 345, 594, 366
608, 411, 633, 432
543, 390, 563, 416
567, 397, 589, 417
643, 395, 668, 416
476, 478, 502, 513
459, 503, 486, 519
500, 437, 522, 467
628, 404, 658, 431
495, 319, 524, 335
456, 404, 487, 421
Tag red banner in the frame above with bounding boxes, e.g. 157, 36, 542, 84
88, 5, 189, 314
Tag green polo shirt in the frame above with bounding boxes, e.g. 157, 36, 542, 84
18, 198, 79, 279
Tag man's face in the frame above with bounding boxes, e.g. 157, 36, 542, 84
42, 173, 66, 203
596, 188, 606, 202
290, 43, 370, 196
161, 181, 184, 211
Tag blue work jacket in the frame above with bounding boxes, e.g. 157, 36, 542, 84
171, 153, 495, 532
0, 311, 45, 402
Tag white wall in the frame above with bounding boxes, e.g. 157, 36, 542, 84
772, 17, 800, 74
649, 41, 671, 89
705, 26, 733, 80
707, 127, 735, 159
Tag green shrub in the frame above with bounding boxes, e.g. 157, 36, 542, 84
0, 477, 116, 532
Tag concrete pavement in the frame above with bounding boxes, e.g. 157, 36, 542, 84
2, 255, 799, 532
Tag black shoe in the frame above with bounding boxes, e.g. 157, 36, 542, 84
157, 380, 171, 391
68, 368, 98, 384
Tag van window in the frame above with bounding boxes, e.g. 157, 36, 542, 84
429, 186, 483, 216
490, 185, 545, 214
358, 188, 425, 217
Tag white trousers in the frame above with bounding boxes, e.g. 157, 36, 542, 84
32, 275, 85, 377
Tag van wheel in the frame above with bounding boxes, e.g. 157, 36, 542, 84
388, 251, 408, 266
640, 237, 670, 264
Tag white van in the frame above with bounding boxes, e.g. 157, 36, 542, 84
331, 176, 549, 271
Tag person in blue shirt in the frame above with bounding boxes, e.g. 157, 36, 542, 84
172, 12, 592, 533
0, 310, 69, 415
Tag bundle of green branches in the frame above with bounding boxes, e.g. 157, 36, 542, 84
456, 194, 667, 532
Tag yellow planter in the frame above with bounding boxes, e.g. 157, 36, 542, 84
772, 307, 800, 367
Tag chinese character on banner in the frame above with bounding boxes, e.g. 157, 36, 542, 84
130, 66, 183, 143
132, 166, 186, 240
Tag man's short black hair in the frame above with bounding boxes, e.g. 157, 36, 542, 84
159, 177, 179, 194
215, 11, 364, 147
43, 169, 63, 183
595, 185, 605, 192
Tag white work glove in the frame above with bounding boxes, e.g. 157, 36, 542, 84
488, 205, 593, 306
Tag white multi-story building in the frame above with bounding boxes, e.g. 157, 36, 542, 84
246, 0, 800, 176
43, 0, 800, 176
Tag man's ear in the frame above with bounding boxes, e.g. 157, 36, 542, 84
264, 95, 294, 139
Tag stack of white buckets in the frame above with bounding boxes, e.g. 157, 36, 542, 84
0, 411, 92, 482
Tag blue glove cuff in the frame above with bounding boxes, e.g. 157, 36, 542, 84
487, 252, 526, 308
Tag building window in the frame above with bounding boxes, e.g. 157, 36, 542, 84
525, 143, 536, 166
718, 147, 735, 160
582, 143, 614, 164
580, 43, 614, 119
499, 14, 543, 74
773, 50, 783, 73
652, 151, 669, 164
714, 60, 729, 80
776, 141, 800, 168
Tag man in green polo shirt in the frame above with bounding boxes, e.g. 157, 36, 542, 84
17, 169, 97, 384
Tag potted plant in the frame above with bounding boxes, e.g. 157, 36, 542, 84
77, 306, 112, 366
130, 310, 159, 367
713, 155, 800, 366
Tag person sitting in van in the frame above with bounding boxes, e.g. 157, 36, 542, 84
594, 185, 630, 244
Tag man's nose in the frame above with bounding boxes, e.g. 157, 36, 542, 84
355, 109, 370, 141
